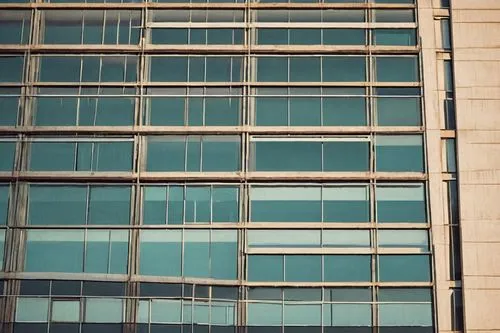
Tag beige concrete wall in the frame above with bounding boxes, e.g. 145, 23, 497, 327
452, 1, 500, 332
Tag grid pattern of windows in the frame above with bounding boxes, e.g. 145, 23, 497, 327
0, 0, 433, 332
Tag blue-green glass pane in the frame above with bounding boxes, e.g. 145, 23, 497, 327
206, 29, 234, 44
202, 137, 240, 171
187, 97, 203, 125
258, 57, 287, 82
0, 96, 19, 126
109, 235, 128, 274
28, 186, 87, 225
85, 238, 109, 273
289, 29, 321, 45
290, 57, 321, 82
255, 97, 288, 126
25, 231, 84, 273
81, 56, 100, 82
93, 98, 134, 126
257, 29, 288, 45
0, 56, 23, 82
45, 23, 82, 44
148, 97, 185, 126
324, 255, 371, 282
184, 231, 210, 277
376, 97, 421, 126
185, 187, 210, 223
376, 186, 426, 223
167, 186, 183, 224
322, 97, 367, 126
0, 142, 15, 171
95, 142, 133, 171
205, 57, 233, 82
323, 141, 369, 171
147, 137, 186, 171
290, 98, 321, 126
253, 141, 322, 171
89, 186, 131, 225
323, 29, 365, 45
143, 187, 166, 225
75, 142, 92, 171
379, 304, 432, 327
378, 255, 430, 282
35, 97, 78, 126
30, 142, 75, 171
150, 57, 188, 82
376, 57, 419, 82
211, 231, 237, 279
101, 57, 131, 82
139, 231, 182, 276
212, 187, 239, 223
186, 137, 201, 171
0, 186, 9, 225
323, 57, 366, 82
205, 97, 240, 125
373, 29, 416, 46
323, 187, 369, 222
248, 255, 283, 281
376, 135, 424, 172
40, 57, 80, 82
0, 17, 30, 44
152, 29, 188, 44
285, 255, 321, 282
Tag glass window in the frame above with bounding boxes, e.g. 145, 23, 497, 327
150, 299, 182, 323
89, 187, 131, 225
0, 141, 15, 171
250, 187, 321, 222
378, 255, 431, 282
0, 56, 24, 82
376, 135, 424, 172
441, 19, 451, 49
16, 298, 49, 322
247, 303, 282, 326
373, 29, 416, 46
323, 29, 365, 45
323, 230, 371, 248
323, 139, 369, 171
379, 303, 433, 326
285, 255, 322, 282
0, 10, 31, 44
324, 255, 371, 282
184, 230, 210, 278
284, 304, 321, 325
248, 255, 284, 281
0, 88, 21, 126
445, 139, 457, 173
139, 230, 182, 277
248, 230, 321, 248
0, 229, 5, 268
85, 299, 123, 323
323, 186, 370, 222
322, 96, 367, 126
373, 10, 415, 22
290, 57, 321, 81
323, 304, 372, 326
444, 60, 454, 92
0, 185, 9, 225
376, 185, 426, 223
375, 56, 419, 82
211, 230, 238, 279
52, 301, 80, 322
323, 9, 365, 22
257, 57, 288, 82
375, 95, 421, 126
323, 57, 366, 82
85, 230, 129, 274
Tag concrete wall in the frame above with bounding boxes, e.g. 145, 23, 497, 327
452, 1, 500, 332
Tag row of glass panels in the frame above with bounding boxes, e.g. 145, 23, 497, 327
0, 87, 422, 127
1, 183, 427, 224
0, 55, 420, 83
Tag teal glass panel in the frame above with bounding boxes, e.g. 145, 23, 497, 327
289, 29, 321, 45
290, 97, 321, 126
257, 57, 288, 82
143, 187, 166, 225
213, 186, 239, 222
324, 255, 371, 282
376, 57, 419, 82
81, 56, 100, 82
147, 137, 185, 171
190, 29, 206, 45
76, 142, 92, 171
148, 97, 185, 126
373, 29, 416, 46
323, 186, 369, 222
168, 186, 184, 224
89, 186, 131, 225
29, 142, 75, 171
185, 187, 210, 223
109, 231, 129, 274
257, 29, 288, 45
0, 93, 20, 126
85, 231, 110, 273
206, 57, 240, 82
285, 255, 321, 282
201, 136, 240, 171
79, 97, 134, 126
376, 185, 426, 223
248, 255, 283, 281
16, 298, 49, 322
25, 230, 84, 273
322, 97, 366, 126
250, 187, 322, 222
150, 300, 182, 324
444, 60, 453, 91
150, 57, 188, 82
247, 303, 282, 326
0, 142, 15, 171
0, 229, 4, 268
139, 230, 182, 276
323, 304, 372, 326
189, 58, 206, 82
378, 288, 432, 302
284, 304, 321, 325
378, 230, 429, 250
188, 97, 203, 125
211, 230, 237, 279
323, 57, 366, 82
103, 21, 118, 44
206, 29, 240, 44
373, 9, 415, 22
379, 304, 433, 326
44, 19, 83, 44
376, 135, 424, 172
205, 97, 240, 125
323, 29, 365, 45
40, 56, 80, 82
184, 230, 210, 277
186, 137, 201, 171
323, 141, 369, 171
378, 255, 431, 282
0, 12, 31, 44
252, 141, 322, 171
0, 185, 9, 225
85, 298, 123, 322
324, 288, 372, 302
255, 97, 288, 126
290, 57, 321, 82
0, 56, 23, 82
35, 97, 78, 126
446, 139, 457, 173
94, 141, 133, 171
376, 97, 421, 126
28, 185, 87, 225
83, 22, 103, 44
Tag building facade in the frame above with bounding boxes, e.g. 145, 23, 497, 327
0, 0, 499, 332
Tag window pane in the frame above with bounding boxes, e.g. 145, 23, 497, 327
252, 140, 322, 171
247, 303, 282, 326
213, 187, 239, 223
248, 230, 321, 248
285, 255, 322, 282
85, 230, 128, 274
0, 11, 31, 44
376, 135, 424, 172
202, 136, 240, 171
89, 186, 131, 225
323, 57, 366, 82
322, 97, 367, 126
250, 187, 321, 222
322, 230, 371, 248
323, 29, 365, 45
151, 300, 181, 323
0, 142, 15, 171
150, 57, 188, 82
373, 9, 414, 22
0, 56, 24, 82
16, 298, 49, 322
257, 57, 287, 82
184, 230, 210, 277
28, 185, 87, 225
0, 92, 20, 126
378, 255, 431, 282
373, 29, 416, 46
290, 57, 321, 81
211, 230, 237, 279
376, 97, 421, 126
25, 230, 84, 273
376, 57, 419, 82
52, 301, 80, 322
248, 255, 283, 281
376, 185, 426, 223
0, 229, 5, 269
85, 299, 123, 323
379, 304, 432, 326
139, 230, 182, 276
324, 255, 371, 282
29, 142, 75, 171
378, 230, 429, 250
290, 97, 321, 126
34, 97, 78, 126
39, 56, 80, 82
284, 304, 321, 325
147, 136, 186, 171
0, 186, 10, 225
255, 97, 288, 126
323, 141, 369, 171
323, 304, 372, 326
323, 186, 369, 222
94, 142, 133, 171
